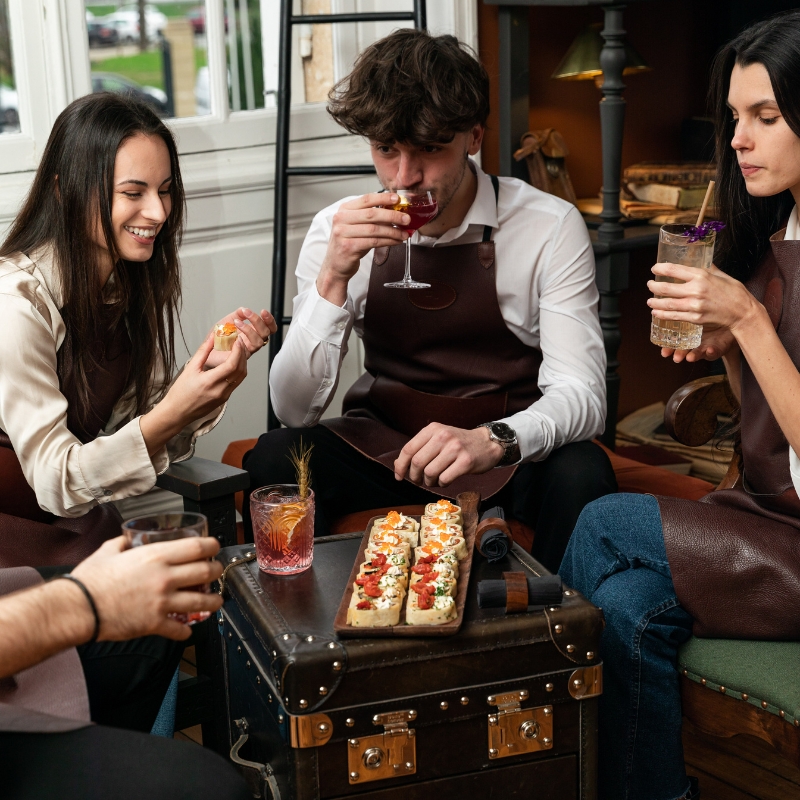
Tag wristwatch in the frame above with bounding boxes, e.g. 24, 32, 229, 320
477, 422, 522, 467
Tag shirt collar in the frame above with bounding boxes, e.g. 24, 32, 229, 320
417, 159, 499, 246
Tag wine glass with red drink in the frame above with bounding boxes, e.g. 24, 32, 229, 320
384, 189, 438, 289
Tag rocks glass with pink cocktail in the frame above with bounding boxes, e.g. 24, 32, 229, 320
122, 512, 211, 624
250, 485, 315, 574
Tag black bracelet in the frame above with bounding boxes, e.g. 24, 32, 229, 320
52, 574, 101, 644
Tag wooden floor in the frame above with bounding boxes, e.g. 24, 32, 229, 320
683, 720, 800, 799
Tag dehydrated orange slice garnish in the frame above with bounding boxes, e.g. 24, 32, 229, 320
215, 322, 237, 336
435, 499, 457, 513
385, 510, 401, 526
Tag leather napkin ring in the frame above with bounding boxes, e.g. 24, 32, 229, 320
503, 572, 529, 613
475, 517, 512, 556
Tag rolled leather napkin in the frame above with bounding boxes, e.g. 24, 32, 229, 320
477, 572, 563, 613
475, 506, 513, 562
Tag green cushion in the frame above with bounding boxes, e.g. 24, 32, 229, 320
678, 637, 800, 722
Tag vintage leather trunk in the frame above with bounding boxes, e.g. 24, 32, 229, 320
214, 534, 603, 800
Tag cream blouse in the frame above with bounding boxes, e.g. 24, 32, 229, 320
0, 248, 223, 518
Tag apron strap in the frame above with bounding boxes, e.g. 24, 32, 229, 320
482, 175, 500, 243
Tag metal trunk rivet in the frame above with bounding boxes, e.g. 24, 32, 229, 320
327, 641, 336, 649
566, 644, 575, 653
564, 590, 574, 597
246, 661, 251, 669
256, 676, 261, 685
405, 762, 413, 770
554, 624, 563, 634
408, 729, 415, 737
586, 651, 595, 660
268, 694, 273, 703
408, 710, 417, 720
741, 693, 748, 701
573, 679, 583, 688
350, 772, 359, 781
372, 714, 380, 724
272, 650, 277, 658
278, 714, 284, 723
489, 748, 498, 758
236, 646, 242, 654
488, 715, 498, 725
682, 668, 688, 676
542, 737, 552, 746
460, 696, 469, 705
333, 661, 343, 671
701, 678, 707, 686
548, 606, 558, 612
346, 718, 355, 727
546, 683, 554, 692
282, 634, 290, 640
349, 739, 359, 747
762, 701, 769, 709
519, 690, 529, 700
306, 636, 314, 643
487, 695, 496, 705
544, 706, 552, 715
318, 723, 330, 733
299, 699, 309, 709
319, 687, 328, 696
227, 632, 232, 639
780, 710, 786, 718
440, 701, 448, 710
720, 686, 726, 694
795, 719, 799, 727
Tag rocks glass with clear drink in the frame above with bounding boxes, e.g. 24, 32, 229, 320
650, 224, 717, 351
250, 485, 315, 575
122, 512, 211, 625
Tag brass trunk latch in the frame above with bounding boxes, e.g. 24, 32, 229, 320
347, 709, 417, 785
487, 689, 554, 760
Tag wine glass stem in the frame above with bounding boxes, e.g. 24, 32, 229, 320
404, 236, 412, 283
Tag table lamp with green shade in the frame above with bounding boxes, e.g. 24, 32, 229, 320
552, 23, 651, 89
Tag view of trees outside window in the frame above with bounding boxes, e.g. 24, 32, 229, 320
85, 1, 209, 118
0, 0, 18, 134
225, 0, 263, 111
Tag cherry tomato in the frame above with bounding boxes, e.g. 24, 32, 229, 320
417, 593, 435, 610
412, 564, 432, 574
363, 583, 382, 598
356, 600, 371, 610
371, 554, 387, 566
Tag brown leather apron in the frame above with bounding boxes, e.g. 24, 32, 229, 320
659, 231, 800, 639
323, 176, 543, 501
0, 304, 131, 567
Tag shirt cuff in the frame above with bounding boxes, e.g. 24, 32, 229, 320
164, 402, 227, 469
77, 417, 158, 503
295, 283, 352, 344
790, 446, 800, 496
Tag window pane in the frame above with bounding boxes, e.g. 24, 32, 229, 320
225, 0, 264, 111
0, 0, 19, 134
87, 2, 210, 119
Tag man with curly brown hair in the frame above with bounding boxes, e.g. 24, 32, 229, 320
245, 28, 616, 572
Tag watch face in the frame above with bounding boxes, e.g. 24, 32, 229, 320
489, 422, 516, 443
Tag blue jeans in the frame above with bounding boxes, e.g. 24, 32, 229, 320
560, 494, 694, 800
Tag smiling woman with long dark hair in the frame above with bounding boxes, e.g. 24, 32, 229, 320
560, 10, 800, 800
0, 93, 275, 562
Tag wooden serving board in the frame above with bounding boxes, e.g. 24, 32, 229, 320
333, 491, 479, 638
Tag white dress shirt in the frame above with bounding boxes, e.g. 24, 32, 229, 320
0, 248, 223, 518
269, 161, 607, 463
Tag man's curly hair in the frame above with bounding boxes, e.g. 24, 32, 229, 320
327, 28, 490, 145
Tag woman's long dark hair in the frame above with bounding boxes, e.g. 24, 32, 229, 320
0, 93, 185, 425
710, 10, 800, 282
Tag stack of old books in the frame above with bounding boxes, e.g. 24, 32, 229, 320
620, 161, 717, 222
576, 162, 718, 222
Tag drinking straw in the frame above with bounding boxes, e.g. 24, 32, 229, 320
695, 180, 715, 227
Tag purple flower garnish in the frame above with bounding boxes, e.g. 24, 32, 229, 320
682, 220, 725, 243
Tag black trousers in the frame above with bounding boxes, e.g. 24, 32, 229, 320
0, 633, 249, 799
242, 426, 617, 573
